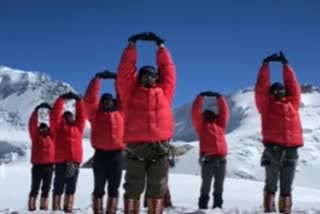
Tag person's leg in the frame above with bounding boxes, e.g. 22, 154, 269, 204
29, 165, 42, 211
264, 163, 279, 212
64, 165, 79, 213
212, 159, 226, 208
106, 151, 123, 214
123, 158, 146, 214
198, 162, 214, 209
39, 164, 54, 210
146, 156, 169, 214
52, 163, 66, 210
92, 150, 108, 214
279, 149, 298, 214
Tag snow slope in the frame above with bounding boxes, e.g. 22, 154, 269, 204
1, 167, 320, 213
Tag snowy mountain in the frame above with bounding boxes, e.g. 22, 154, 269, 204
0, 66, 74, 123
0, 66, 74, 162
172, 85, 320, 189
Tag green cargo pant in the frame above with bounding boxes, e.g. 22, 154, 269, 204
200, 156, 226, 196
124, 142, 170, 199
261, 145, 298, 196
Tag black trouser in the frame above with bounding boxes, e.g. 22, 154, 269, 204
53, 163, 79, 195
261, 145, 298, 196
200, 157, 226, 196
92, 149, 124, 198
30, 164, 54, 198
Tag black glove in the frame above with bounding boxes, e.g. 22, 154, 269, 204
61, 92, 81, 101
263, 53, 280, 63
148, 32, 165, 45
198, 156, 204, 165
200, 91, 221, 97
168, 145, 176, 168
128, 32, 149, 43
279, 51, 288, 64
35, 102, 52, 111
65, 161, 79, 178
95, 70, 117, 79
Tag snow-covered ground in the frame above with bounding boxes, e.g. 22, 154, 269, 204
1, 166, 320, 213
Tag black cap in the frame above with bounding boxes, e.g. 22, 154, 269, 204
100, 93, 114, 101
270, 82, 285, 93
39, 123, 48, 129
203, 109, 217, 116
63, 111, 73, 117
139, 65, 157, 77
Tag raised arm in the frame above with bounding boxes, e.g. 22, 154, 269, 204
255, 64, 271, 113
28, 109, 38, 142
116, 44, 138, 105
283, 64, 301, 110
50, 97, 64, 132
84, 77, 100, 120
156, 46, 176, 103
192, 95, 204, 132
216, 96, 230, 129
275, 50, 302, 111
75, 99, 86, 132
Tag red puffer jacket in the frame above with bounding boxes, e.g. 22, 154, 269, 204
255, 64, 303, 148
84, 77, 125, 151
116, 45, 176, 144
29, 110, 55, 164
192, 95, 230, 157
50, 97, 86, 164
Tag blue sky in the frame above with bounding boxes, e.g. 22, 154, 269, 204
0, 0, 319, 107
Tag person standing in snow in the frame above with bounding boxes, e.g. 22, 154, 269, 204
50, 92, 86, 213
191, 91, 230, 210
28, 103, 55, 211
84, 70, 125, 214
255, 52, 303, 214
116, 32, 176, 214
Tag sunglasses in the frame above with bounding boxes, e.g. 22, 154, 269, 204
271, 89, 286, 95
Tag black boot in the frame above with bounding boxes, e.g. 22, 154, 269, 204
213, 192, 223, 209
198, 194, 209, 209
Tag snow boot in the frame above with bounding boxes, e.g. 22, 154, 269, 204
106, 197, 118, 214
124, 197, 140, 214
263, 192, 276, 212
63, 194, 74, 213
213, 192, 223, 209
28, 196, 37, 211
164, 189, 172, 208
147, 198, 164, 214
92, 196, 103, 214
39, 197, 49, 210
279, 195, 292, 214
198, 194, 209, 209
52, 194, 62, 211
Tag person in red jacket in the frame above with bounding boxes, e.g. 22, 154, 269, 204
28, 102, 55, 211
116, 32, 176, 214
192, 91, 229, 210
50, 92, 86, 213
255, 52, 303, 214
84, 70, 125, 214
